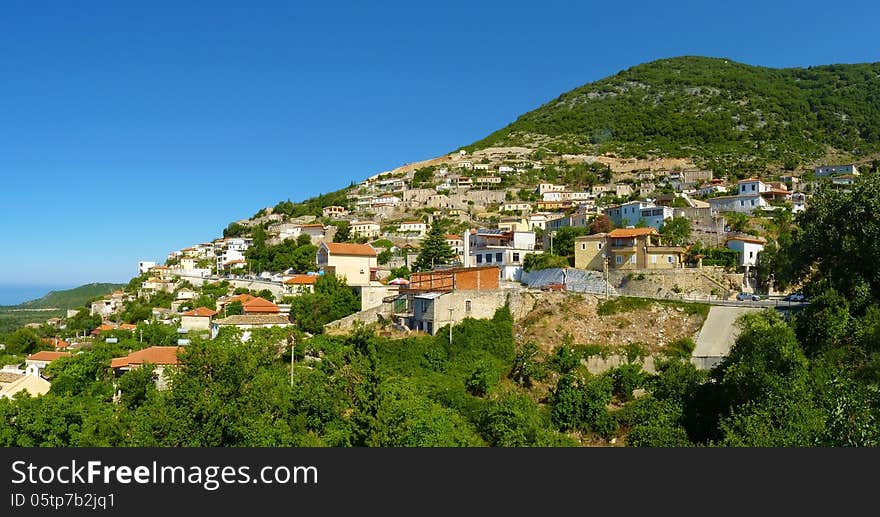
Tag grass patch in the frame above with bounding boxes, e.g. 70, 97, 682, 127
662, 337, 696, 359
596, 297, 653, 316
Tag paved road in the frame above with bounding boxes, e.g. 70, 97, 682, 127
691, 306, 764, 369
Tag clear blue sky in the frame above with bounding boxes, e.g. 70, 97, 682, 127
2, 0, 878, 287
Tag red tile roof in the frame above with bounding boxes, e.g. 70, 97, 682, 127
324, 243, 377, 257
41, 338, 71, 349
27, 351, 72, 362
283, 275, 318, 285
119, 324, 137, 331
242, 297, 280, 314
182, 307, 219, 317
111, 346, 182, 369
608, 228, 658, 238
226, 294, 258, 306
91, 323, 117, 335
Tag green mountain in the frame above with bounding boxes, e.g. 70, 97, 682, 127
466, 56, 880, 173
9, 282, 125, 310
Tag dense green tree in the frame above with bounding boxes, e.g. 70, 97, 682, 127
225, 300, 244, 316
413, 221, 456, 271
659, 216, 691, 246
5, 328, 42, 355
288, 274, 361, 334
522, 253, 569, 272
465, 360, 500, 397
331, 221, 351, 243
66, 309, 102, 336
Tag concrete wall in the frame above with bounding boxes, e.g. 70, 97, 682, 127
180, 315, 212, 331
610, 267, 742, 299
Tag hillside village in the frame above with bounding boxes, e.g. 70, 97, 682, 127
1, 143, 865, 399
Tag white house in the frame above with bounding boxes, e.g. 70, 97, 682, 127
466, 229, 538, 282
737, 178, 771, 195
138, 261, 157, 275
709, 194, 769, 214
397, 221, 427, 237
727, 236, 766, 268
814, 164, 859, 177
538, 183, 566, 194
371, 195, 401, 207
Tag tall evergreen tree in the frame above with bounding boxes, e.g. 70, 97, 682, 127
413, 221, 456, 272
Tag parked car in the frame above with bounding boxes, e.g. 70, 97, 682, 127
783, 292, 806, 302
736, 292, 761, 302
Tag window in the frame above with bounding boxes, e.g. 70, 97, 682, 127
750, 199, 755, 206
630, 255, 636, 264
751, 184, 756, 191
486, 253, 492, 263
667, 256, 674, 263
421, 302, 428, 314
616, 256, 623, 264
598, 242, 603, 249
513, 252, 520, 262
581, 243, 586, 250
749, 251, 754, 259
496, 252, 503, 263
476, 254, 483, 264
651, 255, 657, 264
740, 200, 745, 206
465, 300, 472, 313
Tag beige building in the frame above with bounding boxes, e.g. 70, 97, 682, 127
606, 228, 685, 270
351, 221, 381, 239
317, 242, 378, 286
180, 307, 218, 331
574, 233, 608, 271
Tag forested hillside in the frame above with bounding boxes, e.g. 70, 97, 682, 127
467, 56, 880, 173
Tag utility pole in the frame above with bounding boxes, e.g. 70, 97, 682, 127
448, 307, 454, 346
604, 253, 609, 300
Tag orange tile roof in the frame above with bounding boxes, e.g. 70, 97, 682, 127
119, 324, 138, 331
27, 351, 72, 362
284, 275, 318, 285
182, 307, 219, 317
445, 234, 463, 240
41, 338, 71, 349
227, 294, 256, 304
91, 323, 118, 335
324, 242, 377, 257
608, 228, 658, 238
242, 297, 280, 314
111, 346, 182, 369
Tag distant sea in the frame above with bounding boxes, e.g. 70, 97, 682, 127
0, 284, 75, 306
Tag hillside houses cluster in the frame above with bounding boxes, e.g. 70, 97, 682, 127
5, 152, 863, 400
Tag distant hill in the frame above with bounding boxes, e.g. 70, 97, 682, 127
9, 283, 125, 310
465, 56, 880, 173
